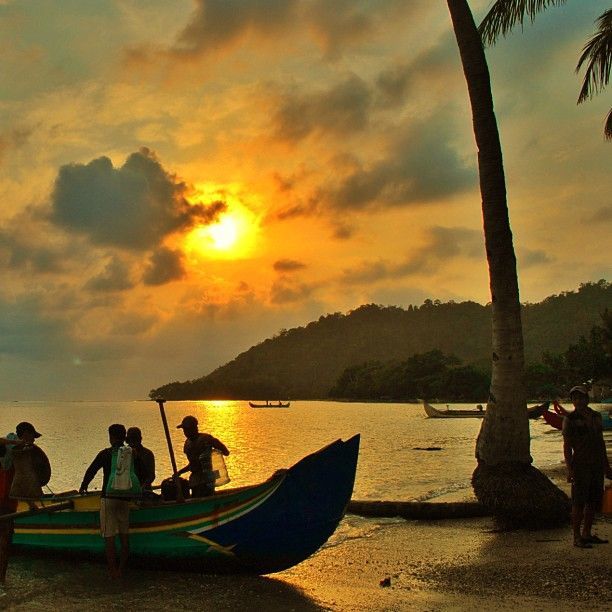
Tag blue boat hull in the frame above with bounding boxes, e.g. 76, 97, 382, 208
14, 435, 360, 574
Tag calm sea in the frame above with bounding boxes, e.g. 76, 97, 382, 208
3, 400, 610, 500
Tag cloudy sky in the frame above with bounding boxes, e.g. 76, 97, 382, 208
1, 0, 610, 400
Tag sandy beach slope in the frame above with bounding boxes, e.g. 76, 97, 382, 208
3, 474, 610, 611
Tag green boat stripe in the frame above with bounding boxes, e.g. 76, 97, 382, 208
15, 475, 284, 536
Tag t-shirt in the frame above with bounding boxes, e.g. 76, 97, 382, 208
133, 445, 155, 489
562, 408, 605, 471
183, 433, 228, 487
81, 445, 144, 497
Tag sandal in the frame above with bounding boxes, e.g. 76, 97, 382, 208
574, 538, 592, 549
584, 535, 608, 544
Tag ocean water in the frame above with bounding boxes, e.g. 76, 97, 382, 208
3, 400, 609, 501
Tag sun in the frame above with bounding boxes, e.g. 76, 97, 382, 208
184, 200, 258, 261
208, 215, 239, 251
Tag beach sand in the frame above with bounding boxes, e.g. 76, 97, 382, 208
2, 473, 611, 611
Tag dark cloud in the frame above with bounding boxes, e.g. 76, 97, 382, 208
85, 256, 134, 293
142, 247, 185, 286
173, 0, 299, 56
587, 206, 612, 223
270, 277, 314, 304
169, 0, 413, 60
304, 0, 375, 60
273, 259, 306, 273
0, 228, 65, 274
50, 148, 226, 250
375, 35, 458, 107
327, 114, 475, 210
273, 74, 372, 142
517, 248, 552, 268
0, 126, 33, 165
332, 223, 354, 240
0, 294, 72, 360
340, 226, 482, 284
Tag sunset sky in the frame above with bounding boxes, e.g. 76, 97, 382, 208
1, 0, 610, 400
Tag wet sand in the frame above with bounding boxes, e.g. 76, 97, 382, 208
3, 476, 611, 611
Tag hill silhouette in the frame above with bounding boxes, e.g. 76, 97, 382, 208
150, 280, 611, 400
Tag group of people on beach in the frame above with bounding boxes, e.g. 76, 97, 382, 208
0, 415, 229, 580
0, 388, 609, 582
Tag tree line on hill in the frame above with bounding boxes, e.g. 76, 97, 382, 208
149, 280, 611, 401
329, 314, 611, 402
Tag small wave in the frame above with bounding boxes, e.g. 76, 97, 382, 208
412, 481, 472, 502
321, 514, 404, 550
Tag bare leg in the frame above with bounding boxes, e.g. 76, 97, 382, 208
118, 534, 129, 575
581, 504, 595, 539
104, 537, 120, 579
0, 520, 13, 584
572, 503, 584, 543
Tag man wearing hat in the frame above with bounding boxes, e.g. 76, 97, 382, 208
9, 422, 51, 500
175, 416, 229, 498
562, 385, 612, 548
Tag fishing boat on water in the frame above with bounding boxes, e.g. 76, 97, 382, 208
423, 401, 549, 419
248, 400, 290, 408
423, 402, 485, 418
12, 434, 360, 574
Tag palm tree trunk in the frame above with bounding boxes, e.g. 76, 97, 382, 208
446, 0, 570, 527
447, 0, 529, 465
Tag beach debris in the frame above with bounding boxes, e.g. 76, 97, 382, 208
412, 447, 443, 451
379, 577, 391, 587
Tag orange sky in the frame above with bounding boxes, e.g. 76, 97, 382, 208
0, 1, 610, 399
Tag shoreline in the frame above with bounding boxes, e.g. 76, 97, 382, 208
4, 469, 611, 611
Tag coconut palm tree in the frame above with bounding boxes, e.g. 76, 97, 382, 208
480, 2, 612, 139
446, 1, 569, 526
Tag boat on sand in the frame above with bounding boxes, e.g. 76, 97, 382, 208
12, 435, 360, 574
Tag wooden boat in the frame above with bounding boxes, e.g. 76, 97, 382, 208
248, 400, 290, 408
12, 435, 360, 574
423, 402, 485, 418
424, 401, 549, 419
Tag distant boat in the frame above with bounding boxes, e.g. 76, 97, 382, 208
424, 400, 549, 419
423, 402, 485, 418
249, 400, 290, 408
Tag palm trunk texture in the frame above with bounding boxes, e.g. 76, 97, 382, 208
446, 0, 569, 527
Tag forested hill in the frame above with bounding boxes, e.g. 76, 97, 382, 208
150, 280, 611, 400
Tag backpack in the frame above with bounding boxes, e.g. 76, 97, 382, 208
106, 446, 141, 496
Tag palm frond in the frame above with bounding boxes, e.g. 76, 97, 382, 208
605, 107, 612, 140
479, 0, 567, 47
576, 10, 612, 103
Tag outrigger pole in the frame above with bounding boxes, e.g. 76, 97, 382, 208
155, 398, 185, 503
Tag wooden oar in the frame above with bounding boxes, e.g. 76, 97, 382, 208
155, 398, 185, 503
0, 500, 73, 522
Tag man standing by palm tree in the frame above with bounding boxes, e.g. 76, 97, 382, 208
563, 385, 612, 548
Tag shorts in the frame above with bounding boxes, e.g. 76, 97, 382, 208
100, 497, 130, 537
571, 467, 604, 508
